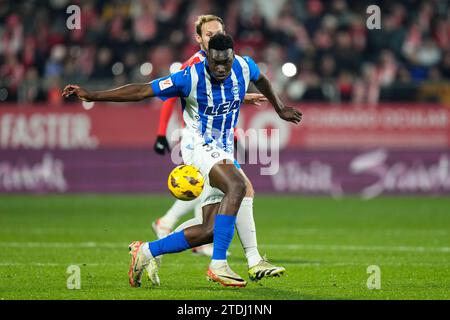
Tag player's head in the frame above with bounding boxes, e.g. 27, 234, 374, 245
206, 33, 234, 82
195, 15, 225, 51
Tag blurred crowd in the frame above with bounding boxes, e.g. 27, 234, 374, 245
0, 0, 449, 106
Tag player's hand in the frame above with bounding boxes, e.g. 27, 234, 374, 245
277, 106, 302, 124
154, 135, 171, 155
62, 84, 91, 101
243, 93, 268, 106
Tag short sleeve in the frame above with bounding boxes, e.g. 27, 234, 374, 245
243, 56, 261, 82
150, 68, 192, 101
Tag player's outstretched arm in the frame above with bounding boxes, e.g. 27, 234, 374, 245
62, 83, 154, 102
243, 93, 267, 106
253, 74, 302, 124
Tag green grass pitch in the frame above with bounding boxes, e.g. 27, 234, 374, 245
0, 195, 449, 300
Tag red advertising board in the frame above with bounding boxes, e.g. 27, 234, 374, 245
1, 103, 449, 195
238, 103, 450, 149
1, 103, 449, 150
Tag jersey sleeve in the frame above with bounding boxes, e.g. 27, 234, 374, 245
156, 59, 194, 135
243, 56, 261, 82
150, 69, 191, 101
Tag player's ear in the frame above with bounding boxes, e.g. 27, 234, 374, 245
194, 33, 202, 45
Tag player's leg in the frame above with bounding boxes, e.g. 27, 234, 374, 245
152, 197, 201, 239
172, 185, 207, 233
233, 165, 261, 266
130, 162, 246, 287
165, 162, 248, 286
129, 135, 245, 287
181, 162, 246, 246
169, 168, 284, 280
165, 165, 284, 281
236, 169, 285, 281
202, 162, 248, 287
173, 202, 230, 257
142, 203, 215, 286
173, 216, 202, 233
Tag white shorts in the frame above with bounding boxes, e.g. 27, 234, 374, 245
180, 129, 234, 207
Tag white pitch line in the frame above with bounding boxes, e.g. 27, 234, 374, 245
0, 261, 448, 268
264, 244, 450, 253
2, 227, 448, 235
0, 242, 122, 248
0, 242, 449, 253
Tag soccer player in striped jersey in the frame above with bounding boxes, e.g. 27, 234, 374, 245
152, 15, 267, 260
62, 33, 302, 288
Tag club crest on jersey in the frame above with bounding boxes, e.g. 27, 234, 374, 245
159, 78, 173, 91
232, 85, 239, 96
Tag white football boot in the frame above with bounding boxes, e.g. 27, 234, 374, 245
206, 262, 247, 287
248, 256, 285, 281
128, 241, 160, 287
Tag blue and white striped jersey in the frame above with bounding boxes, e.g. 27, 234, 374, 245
150, 54, 260, 154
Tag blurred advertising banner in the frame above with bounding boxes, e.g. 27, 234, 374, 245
1, 103, 449, 196
243, 149, 450, 199
238, 103, 450, 149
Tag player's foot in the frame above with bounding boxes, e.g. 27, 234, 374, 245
206, 262, 247, 287
152, 218, 172, 239
192, 244, 231, 257
128, 241, 160, 287
145, 256, 161, 286
248, 257, 285, 282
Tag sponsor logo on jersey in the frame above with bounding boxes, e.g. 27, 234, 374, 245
159, 78, 173, 91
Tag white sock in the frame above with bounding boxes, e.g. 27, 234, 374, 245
159, 198, 201, 229
236, 197, 262, 268
141, 242, 153, 260
210, 259, 227, 268
173, 202, 204, 233
174, 217, 203, 233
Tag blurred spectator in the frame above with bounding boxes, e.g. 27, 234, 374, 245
93, 47, 114, 78
440, 51, 450, 79
376, 50, 398, 86
415, 38, 442, 67
0, 13, 23, 56
47, 76, 63, 107
336, 71, 353, 102
0, 53, 25, 100
131, 0, 159, 44
353, 63, 379, 105
0, 0, 449, 105
333, 30, 361, 73
18, 68, 41, 103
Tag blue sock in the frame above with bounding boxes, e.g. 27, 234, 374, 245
212, 214, 237, 260
148, 231, 191, 257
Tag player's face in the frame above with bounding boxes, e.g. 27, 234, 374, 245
196, 21, 224, 51
207, 48, 234, 81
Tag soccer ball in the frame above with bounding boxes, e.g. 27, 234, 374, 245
167, 165, 204, 201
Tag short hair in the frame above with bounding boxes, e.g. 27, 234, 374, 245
208, 33, 234, 51
195, 14, 225, 36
